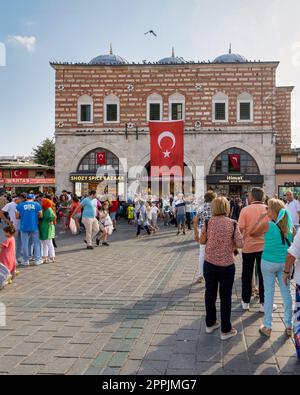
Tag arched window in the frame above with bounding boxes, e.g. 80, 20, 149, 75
78, 95, 93, 124
104, 94, 120, 123
212, 92, 228, 123
77, 148, 120, 174
210, 148, 260, 175
237, 92, 253, 122
169, 93, 185, 120
147, 93, 163, 121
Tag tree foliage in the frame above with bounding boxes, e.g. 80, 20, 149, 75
32, 138, 55, 167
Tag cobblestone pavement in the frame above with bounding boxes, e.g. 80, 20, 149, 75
0, 221, 299, 375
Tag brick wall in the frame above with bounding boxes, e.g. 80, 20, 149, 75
275, 87, 294, 154
53, 63, 281, 128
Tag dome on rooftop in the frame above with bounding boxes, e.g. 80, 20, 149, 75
158, 47, 186, 64
213, 45, 248, 63
89, 44, 128, 65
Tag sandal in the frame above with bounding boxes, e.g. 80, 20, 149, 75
286, 327, 293, 337
259, 325, 272, 337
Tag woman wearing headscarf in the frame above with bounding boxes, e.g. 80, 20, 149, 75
39, 198, 56, 264
250, 199, 295, 337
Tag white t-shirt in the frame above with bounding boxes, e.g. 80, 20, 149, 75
1, 201, 19, 229
286, 200, 300, 226
287, 229, 300, 285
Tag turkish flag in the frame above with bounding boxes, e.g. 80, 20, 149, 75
150, 121, 184, 177
12, 169, 29, 178
229, 154, 241, 172
97, 152, 106, 165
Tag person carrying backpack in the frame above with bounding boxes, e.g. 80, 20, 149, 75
250, 199, 295, 337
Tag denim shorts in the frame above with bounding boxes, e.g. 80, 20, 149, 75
110, 212, 116, 221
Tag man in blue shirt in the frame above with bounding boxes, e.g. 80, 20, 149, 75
16, 194, 43, 266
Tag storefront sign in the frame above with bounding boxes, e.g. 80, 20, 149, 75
284, 182, 300, 187
207, 175, 264, 185
70, 174, 125, 183
0, 178, 55, 185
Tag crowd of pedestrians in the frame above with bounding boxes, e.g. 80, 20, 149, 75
194, 187, 300, 360
0, 186, 300, 361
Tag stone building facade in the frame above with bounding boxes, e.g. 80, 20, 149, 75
51, 47, 294, 199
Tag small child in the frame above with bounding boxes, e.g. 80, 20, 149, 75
151, 203, 160, 232
0, 225, 17, 283
127, 204, 135, 225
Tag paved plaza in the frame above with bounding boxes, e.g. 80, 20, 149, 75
0, 221, 299, 375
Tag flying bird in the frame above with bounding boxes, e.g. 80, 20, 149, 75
144, 30, 157, 37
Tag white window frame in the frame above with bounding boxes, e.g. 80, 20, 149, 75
104, 94, 120, 124
212, 92, 228, 123
237, 92, 253, 123
147, 93, 163, 121
77, 95, 93, 124
169, 93, 185, 121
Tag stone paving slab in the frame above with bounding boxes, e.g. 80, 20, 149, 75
0, 221, 299, 375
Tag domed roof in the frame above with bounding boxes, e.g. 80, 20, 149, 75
89, 44, 128, 65
213, 45, 248, 63
158, 47, 186, 64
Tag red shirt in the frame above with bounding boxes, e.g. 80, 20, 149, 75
110, 201, 119, 213
0, 237, 16, 273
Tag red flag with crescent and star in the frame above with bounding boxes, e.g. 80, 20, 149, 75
97, 152, 106, 165
149, 120, 184, 177
12, 169, 29, 178
228, 154, 241, 172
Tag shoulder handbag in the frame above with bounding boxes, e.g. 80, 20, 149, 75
232, 221, 239, 256
199, 219, 210, 245
273, 221, 294, 279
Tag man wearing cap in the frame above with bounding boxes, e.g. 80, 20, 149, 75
16, 194, 43, 266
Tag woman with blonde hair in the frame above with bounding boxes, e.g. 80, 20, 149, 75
200, 196, 243, 341
250, 198, 294, 337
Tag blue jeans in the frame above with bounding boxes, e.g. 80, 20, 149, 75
21, 231, 41, 263
16, 231, 22, 262
261, 259, 292, 329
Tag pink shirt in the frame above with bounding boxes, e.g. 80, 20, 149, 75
0, 237, 16, 273
204, 216, 243, 266
238, 202, 268, 253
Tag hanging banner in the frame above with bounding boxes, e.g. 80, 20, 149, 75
228, 154, 241, 172
97, 152, 106, 165
149, 120, 184, 177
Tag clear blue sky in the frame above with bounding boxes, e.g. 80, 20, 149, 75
0, 0, 299, 155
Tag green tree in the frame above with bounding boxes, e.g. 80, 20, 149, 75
32, 138, 55, 167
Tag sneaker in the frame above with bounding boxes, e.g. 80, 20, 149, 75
87, 246, 94, 250
259, 304, 277, 313
259, 325, 272, 337
221, 328, 238, 341
206, 321, 221, 334
241, 301, 250, 311
19, 262, 30, 268
102, 242, 110, 246
34, 261, 43, 266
